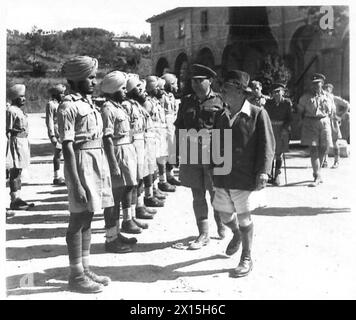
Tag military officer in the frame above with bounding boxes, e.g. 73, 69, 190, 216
297, 73, 334, 186
174, 63, 226, 249
264, 83, 293, 185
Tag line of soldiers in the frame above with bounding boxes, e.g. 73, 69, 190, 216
5, 54, 349, 294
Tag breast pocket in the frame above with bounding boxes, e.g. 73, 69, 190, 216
76, 104, 95, 133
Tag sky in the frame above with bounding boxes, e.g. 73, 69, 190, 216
4, 0, 178, 36
4, 0, 351, 36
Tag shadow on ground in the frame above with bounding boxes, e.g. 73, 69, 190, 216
6, 236, 198, 261
37, 189, 68, 195
6, 213, 102, 225
6, 254, 230, 296
253, 206, 351, 217
30, 142, 53, 158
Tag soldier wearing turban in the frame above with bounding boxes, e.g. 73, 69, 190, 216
46, 83, 67, 186
6, 84, 34, 210
160, 73, 181, 187
99, 70, 138, 252
58, 56, 113, 293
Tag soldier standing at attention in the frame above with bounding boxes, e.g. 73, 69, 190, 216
160, 73, 181, 186
6, 84, 34, 210
144, 76, 169, 201
248, 80, 269, 108
297, 73, 334, 187
156, 78, 176, 193
213, 70, 275, 277
46, 84, 67, 186
123, 75, 155, 234
58, 56, 113, 293
264, 83, 293, 185
100, 70, 138, 253
174, 64, 226, 250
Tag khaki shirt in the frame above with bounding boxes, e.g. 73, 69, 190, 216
57, 93, 103, 144
45, 99, 60, 139
297, 90, 334, 118
122, 99, 147, 135
101, 100, 131, 139
6, 105, 29, 137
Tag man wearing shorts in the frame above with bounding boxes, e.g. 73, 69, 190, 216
213, 70, 275, 277
297, 73, 334, 186
46, 84, 67, 186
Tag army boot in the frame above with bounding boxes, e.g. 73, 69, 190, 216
231, 223, 253, 278
188, 219, 210, 250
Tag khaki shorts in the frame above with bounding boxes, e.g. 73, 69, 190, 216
212, 187, 264, 215
301, 117, 332, 148
65, 147, 114, 213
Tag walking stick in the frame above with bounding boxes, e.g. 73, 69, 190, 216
283, 153, 287, 185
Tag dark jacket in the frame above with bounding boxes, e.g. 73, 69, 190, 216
213, 100, 275, 191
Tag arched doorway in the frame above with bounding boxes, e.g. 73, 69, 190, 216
195, 47, 215, 68
174, 52, 189, 95
155, 57, 169, 76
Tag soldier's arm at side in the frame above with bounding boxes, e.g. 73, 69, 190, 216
101, 106, 120, 176
58, 102, 87, 203
45, 102, 55, 139
255, 108, 276, 188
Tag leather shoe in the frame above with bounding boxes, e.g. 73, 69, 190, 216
144, 196, 164, 207
117, 233, 137, 244
10, 198, 34, 210
331, 161, 339, 169
105, 240, 133, 254
84, 269, 111, 286
53, 177, 66, 186
153, 189, 166, 200
135, 207, 154, 219
167, 176, 181, 186
158, 182, 176, 192
68, 274, 103, 293
230, 256, 253, 278
121, 219, 142, 234
225, 231, 241, 256
132, 217, 149, 229
188, 234, 210, 250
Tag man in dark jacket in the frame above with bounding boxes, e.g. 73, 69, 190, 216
174, 64, 226, 249
213, 70, 275, 277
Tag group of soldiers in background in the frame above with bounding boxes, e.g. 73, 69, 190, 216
5, 54, 350, 293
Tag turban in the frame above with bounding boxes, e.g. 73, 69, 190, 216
146, 76, 159, 91
8, 84, 26, 100
161, 73, 177, 85
101, 71, 127, 94
141, 79, 146, 91
157, 78, 166, 90
126, 77, 141, 93
48, 84, 66, 95
62, 56, 98, 81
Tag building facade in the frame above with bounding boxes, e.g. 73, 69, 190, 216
146, 6, 349, 101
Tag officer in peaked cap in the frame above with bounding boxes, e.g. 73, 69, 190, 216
264, 82, 293, 185
174, 63, 226, 250
297, 72, 333, 186
311, 73, 326, 83
191, 63, 217, 79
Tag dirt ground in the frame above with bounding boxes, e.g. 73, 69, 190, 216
4, 113, 356, 300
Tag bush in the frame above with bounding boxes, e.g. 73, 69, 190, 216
31, 61, 48, 77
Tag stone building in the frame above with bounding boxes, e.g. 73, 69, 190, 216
146, 6, 349, 100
